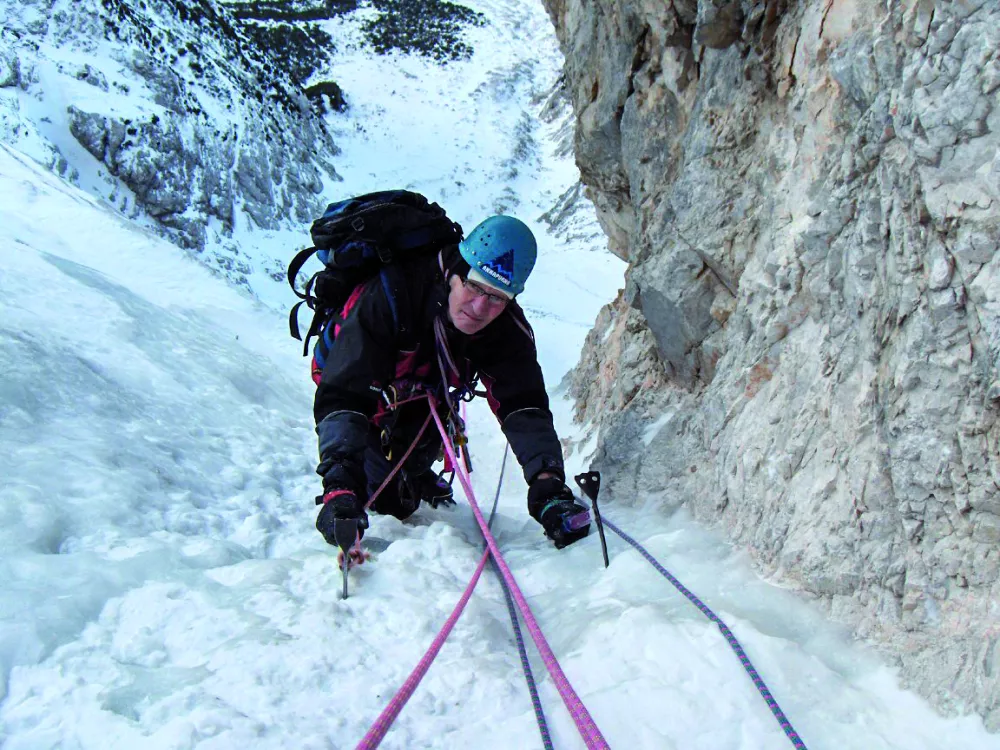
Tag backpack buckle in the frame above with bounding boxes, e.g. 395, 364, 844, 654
351, 217, 365, 232
377, 244, 393, 263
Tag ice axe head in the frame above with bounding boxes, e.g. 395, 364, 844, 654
574, 471, 600, 503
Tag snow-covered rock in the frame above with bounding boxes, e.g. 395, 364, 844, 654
0, 0, 340, 285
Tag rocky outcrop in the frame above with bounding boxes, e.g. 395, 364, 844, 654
545, 0, 1000, 728
2, 0, 495, 288
0, 0, 339, 283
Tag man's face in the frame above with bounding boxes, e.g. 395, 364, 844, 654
447, 274, 511, 334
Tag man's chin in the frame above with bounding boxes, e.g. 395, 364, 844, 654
455, 313, 487, 335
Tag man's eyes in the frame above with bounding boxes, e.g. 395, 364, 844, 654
473, 284, 497, 300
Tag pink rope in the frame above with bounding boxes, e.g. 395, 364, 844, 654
353, 392, 607, 749
363, 412, 433, 512
355, 548, 491, 750
428, 397, 609, 750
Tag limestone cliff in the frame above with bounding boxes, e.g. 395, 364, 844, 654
544, 0, 1000, 728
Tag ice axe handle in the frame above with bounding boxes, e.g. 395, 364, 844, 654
333, 519, 359, 600
574, 471, 610, 568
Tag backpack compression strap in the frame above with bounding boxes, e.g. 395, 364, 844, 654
288, 245, 320, 302
289, 245, 335, 346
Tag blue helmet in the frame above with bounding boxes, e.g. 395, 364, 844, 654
458, 215, 537, 296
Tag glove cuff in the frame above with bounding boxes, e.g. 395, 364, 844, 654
527, 476, 575, 522
321, 488, 355, 505
527, 464, 565, 484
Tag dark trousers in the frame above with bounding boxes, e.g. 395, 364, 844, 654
365, 403, 443, 520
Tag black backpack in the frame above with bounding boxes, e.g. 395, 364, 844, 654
288, 190, 464, 366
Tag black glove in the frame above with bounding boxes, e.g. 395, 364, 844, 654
316, 487, 369, 547
527, 476, 591, 549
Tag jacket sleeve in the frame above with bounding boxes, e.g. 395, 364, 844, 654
471, 305, 565, 484
313, 277, 397, 494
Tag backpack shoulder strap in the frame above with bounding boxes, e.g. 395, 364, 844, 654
378, 265, 416, 352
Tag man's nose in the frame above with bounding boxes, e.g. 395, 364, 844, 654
470, 294, 491, 315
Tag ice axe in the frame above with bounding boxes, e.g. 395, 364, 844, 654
574, 471, 610, 568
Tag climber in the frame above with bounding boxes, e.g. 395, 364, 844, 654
311, 213, 591, 550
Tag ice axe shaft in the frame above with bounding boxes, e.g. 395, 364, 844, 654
574, 471, 609, 568
333, 518, 360, 599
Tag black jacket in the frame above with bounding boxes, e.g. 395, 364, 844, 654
314, 255, 564, 495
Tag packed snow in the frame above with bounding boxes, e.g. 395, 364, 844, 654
1, 0, 997, 748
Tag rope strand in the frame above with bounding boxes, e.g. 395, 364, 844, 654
351, 391, 799, 748
355, 549, 490, 749
602, 518, 808, 750
428, 396, 609, 749
484, 444, 554, 750
363, 412, 433, 512
354, 396, 601, 748
433, 316, 462, 422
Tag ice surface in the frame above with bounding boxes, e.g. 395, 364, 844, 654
1, 0, 996, 746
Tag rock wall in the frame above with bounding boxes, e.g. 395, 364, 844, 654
545, 0, 1000, 728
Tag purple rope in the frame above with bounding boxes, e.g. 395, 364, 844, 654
484, 443, 554, 750
487, 558, 554, 749
602, 518, 808, 750
355, 548, 491, 749
429, 397, 609, 750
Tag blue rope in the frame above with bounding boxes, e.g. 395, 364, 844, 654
485, 445, 554, 750
602, 518, 808, 750
484, 444, 507, 532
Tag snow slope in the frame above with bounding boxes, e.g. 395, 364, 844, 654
2, 138, 996, 750
2, 0, 997, 747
